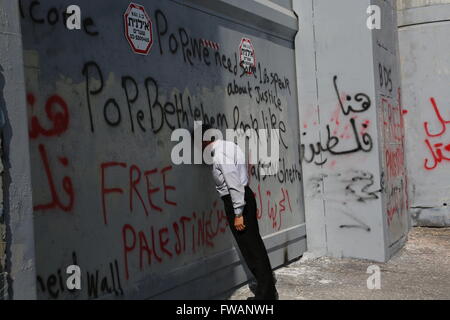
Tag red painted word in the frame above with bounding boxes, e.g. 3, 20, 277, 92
34, 144, 75, 212
381, 97, 403, 144
122, 201, 228, 280
28, 93, 70, 139
423, 98, 450, 170
254, 184, 293, 231
386, 184, 406, 226
385, 146, 405, 179
101, 162, 177, 225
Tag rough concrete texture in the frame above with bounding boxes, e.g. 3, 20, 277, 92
398, 2, 450, 227
0, 0, 36, 299
229, 227, 450, 300
398, 0, 450, 10
20, 0, 304, 300
295, 0, 409, 263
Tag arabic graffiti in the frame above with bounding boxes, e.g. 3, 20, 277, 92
34, 144, 74, 212
28, 93, 70, 139
333, 76, 371, 116
308, 170, 381, 203
27, 92, 75, 213
301, 76, 373, 166
423, 97, 450, 170
307, 170, 379, 232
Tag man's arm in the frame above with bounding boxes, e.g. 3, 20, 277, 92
218, 163, 246, 231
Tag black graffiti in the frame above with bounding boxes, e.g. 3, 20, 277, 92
378, 63, 393, 93
81, 61, 292, 152
122, 76, 139, 133
345, 171, 381, 202
219, 52, 240, 76
268, 69, 291, 97
302, 76, 373, 165
233, 106, 288, 150
333, 76, 371, 116
307, 173, 373, 232
255, 86, 282, 111
339, 198, 372, 232
301, 118, 373, 165
257, 63, 291, 101
82, 61, 103, 133
308, 170, 380, 202
152, 7, 294, 136
37, 252, 79, 299
155, 9, 212, 67
155, 8, 251, 79
227, 79, 283, 111
339, 223, 371, 232
37, 252, 124, 299
19, 0, 99, 36
154, 7, 293, 96
103, 99, 122, 127
82, 61, 229, 134
376, 39, 395, 57
146, 77, 228, 133
250, 158, 302, 184
87, 260, 124, 299
227, 80, 253, 98
239, 61, 257, 79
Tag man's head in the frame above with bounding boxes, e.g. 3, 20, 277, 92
201, 124, 215, 151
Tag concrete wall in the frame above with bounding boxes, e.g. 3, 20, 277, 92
19, 0, 305, 299
0, 0, 415, 299
295, 0, 409, 262
398, 0, 450, 226
398, 0, 450, 10
0, 0, 36, 300
372, 0, 410, 256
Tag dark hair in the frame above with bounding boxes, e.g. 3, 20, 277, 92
190, 123, 215, 142
201, 124, 213, 140
202, 124, 217, 143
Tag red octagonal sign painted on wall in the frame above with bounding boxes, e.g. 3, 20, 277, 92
124, 3, 153, 55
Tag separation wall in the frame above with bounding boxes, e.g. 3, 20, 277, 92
398, 0, 450, 226
372, 0, 410, 255
19, 0, 305, 299
0, 0, 36, 300
295, 0, 409, 262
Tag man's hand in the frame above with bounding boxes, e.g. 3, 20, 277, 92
234, 216, 246, 231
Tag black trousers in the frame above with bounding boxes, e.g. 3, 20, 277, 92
222, 186, 278, 300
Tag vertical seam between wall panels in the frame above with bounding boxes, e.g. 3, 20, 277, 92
311, 0, 328, 251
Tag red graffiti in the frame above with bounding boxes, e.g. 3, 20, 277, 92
386, 147, 404, 179
423, 98, 450, 170
381, 97, 403, 144
254, 184, 263, 220
386, 184, 406, 226
34, 144, 75, 213
101, 162, 177, 225
257, 186, 293, 231
122, 200, 227, 280
381, 88, 407, 226
28, 93, 70, 139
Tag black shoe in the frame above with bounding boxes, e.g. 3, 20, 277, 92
258, 291, 279, 300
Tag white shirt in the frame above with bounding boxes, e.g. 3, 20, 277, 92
211, 140, 249, 215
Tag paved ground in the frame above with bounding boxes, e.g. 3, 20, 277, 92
229, 227, 450, 300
